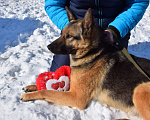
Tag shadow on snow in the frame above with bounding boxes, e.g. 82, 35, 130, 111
0, 17, 44, 54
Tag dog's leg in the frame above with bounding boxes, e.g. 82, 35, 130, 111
22, 85, 38, 93
133, 82, 150, 120
21, 90, 91, 110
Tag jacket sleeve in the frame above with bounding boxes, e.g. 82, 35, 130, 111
108, 0, 149, 38
45, 0, 69, 31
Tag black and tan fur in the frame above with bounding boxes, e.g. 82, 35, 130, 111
21, 7, 150, 120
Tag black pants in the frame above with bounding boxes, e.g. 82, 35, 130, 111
50, 33, 130, 72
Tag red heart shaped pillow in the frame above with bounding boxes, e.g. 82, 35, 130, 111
36, 66, 71, 91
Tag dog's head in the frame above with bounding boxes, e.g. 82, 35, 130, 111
47, 7, 104, 58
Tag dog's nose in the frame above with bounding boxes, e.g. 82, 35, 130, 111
47, 44, 53, 51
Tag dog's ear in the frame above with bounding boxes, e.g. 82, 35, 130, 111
65, 6, 75, 22
83, 8, 94, 29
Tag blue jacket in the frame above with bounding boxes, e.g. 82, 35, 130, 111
45, 0, 149, 38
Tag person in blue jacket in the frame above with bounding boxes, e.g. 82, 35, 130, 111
45, 0, 149, 72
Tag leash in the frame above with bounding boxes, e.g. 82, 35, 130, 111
114, 40, 150, 81
122, 47, 150, 80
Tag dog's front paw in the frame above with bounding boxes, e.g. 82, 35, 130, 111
22, 85, 38, 93
20, 93, 34, 102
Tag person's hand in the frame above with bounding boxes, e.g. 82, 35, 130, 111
104, 30, 114, 44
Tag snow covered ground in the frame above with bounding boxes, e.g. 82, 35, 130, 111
0, 0, 150, 119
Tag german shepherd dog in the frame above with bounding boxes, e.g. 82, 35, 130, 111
21, 7, 150, 120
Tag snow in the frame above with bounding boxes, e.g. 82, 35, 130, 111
0, 0, 149, 119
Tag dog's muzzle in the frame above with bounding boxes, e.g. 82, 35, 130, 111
47, 42, 77, 55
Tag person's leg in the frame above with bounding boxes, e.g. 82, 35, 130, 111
50, 55, 70, 72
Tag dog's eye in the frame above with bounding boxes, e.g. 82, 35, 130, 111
67, 34, 73, 39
